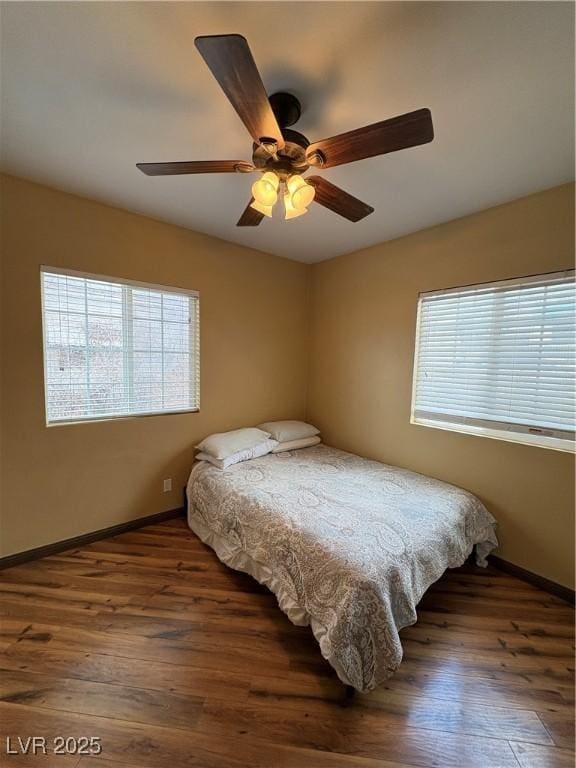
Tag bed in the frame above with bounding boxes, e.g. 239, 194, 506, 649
186, 444, 498, 692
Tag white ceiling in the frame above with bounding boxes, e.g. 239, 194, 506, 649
1, 2, 574, 263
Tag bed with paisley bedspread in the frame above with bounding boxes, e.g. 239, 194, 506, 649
186, 444, 498, 692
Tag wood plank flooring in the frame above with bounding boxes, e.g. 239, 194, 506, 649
0, 517, 573, 768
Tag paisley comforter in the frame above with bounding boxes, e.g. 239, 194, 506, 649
186, 444, 498, 691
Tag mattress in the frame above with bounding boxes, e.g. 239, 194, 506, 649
186, 444, 498, 692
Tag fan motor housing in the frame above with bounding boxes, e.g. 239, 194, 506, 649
253, 93, 310, 176
269, 92, 301, 128
252, 131, 309, 177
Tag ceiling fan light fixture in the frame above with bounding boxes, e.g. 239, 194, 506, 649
286, 174, 315, 211
283, 191, 307, 220
251, 171, 279, 206
250, 198, 274, 218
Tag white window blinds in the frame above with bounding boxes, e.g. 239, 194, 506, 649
41, 268, 200, 424
412, 271, 575, 446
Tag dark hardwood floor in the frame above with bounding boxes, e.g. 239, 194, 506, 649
0, 517, 573, 768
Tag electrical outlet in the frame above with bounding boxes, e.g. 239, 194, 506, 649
163, 478, 172, 493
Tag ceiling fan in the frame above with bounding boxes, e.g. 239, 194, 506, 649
137, 34, 434, 226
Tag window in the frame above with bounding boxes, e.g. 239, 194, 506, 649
41, 268, 200, 424
411, 271, 575, 452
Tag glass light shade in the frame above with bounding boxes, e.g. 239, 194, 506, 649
284, 191, 307, 220
251, 171, 279, 206
286, 174, 315, 210
250, 199, 273, 218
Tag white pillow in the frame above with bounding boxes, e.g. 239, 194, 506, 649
271, 436, 321, 453
257, 420, 320, 443
196, 427, 271, 460
197, 438, 277, 469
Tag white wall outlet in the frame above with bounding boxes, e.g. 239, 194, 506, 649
163, 478, 172, 493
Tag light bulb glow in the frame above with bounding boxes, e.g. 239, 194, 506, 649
250, 199, 274, 218
286, 174, 315, 211
284, 191, 307, 220
286, 174, 303, 195
251, 171, 279, 206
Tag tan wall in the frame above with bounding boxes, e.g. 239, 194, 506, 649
308, 183, 575, 589
2, 175, 574, 588
0, 174, 310, 557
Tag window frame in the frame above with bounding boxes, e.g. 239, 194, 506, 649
410, 271, 575, 454
40, 266, 200, 426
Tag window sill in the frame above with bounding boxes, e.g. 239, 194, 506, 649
411, 417, 575, 454
46, 408, 200, 427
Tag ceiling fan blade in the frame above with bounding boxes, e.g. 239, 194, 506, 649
307, 176, 374, 222
306, 108, 433, 169
194, 34, 284, 150
237, 198, 264, 227
136, 160, 254, 176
